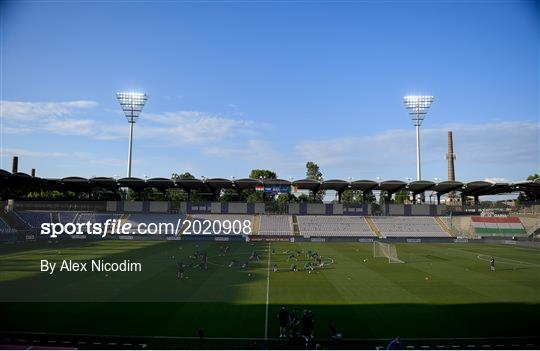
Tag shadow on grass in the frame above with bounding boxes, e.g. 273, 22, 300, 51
0, 302, 538, 340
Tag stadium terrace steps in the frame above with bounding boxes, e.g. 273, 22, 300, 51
58, 212, 78, 224
435, 217, 452, 236
526, 220, 540, 237
365, 217, 382, 238
0, 217, 10, 230
292, 215, 300, 236
252, 214, 261, 235
471, 216, 526, 236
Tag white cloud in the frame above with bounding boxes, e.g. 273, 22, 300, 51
0, 148, 67, 158
43, 118, 96, 136
1, 100, 100, 138
2, 126, 33, 134
0, 100, 97, 121
1, 100, 256, 145
141, 111, 255, 145
484, 177, 513, 184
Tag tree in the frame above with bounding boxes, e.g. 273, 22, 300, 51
517, 173, 540, 202
276, 193, 291, 213
364, 190, 376, 204
249, 169, 277, 180
297, 193, 310, 203
306, 161, 325, 202
172, 172, 196, 180
168, 172, 197, 201
246, 191, 264, 203
394, 190, 410, 204
220, 188, 241, 202
379, 190, 389, 205
341, 189, 362, 204
527, 174, 540, 181
342, 189, 377, 204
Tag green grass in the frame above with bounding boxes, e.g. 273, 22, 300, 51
0, 240, 539, 340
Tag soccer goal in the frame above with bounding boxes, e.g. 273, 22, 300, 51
373, 242, 404, 263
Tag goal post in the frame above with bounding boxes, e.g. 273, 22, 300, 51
373, 241, 404, 263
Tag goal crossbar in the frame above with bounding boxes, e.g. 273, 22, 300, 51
373, 242, 404, 263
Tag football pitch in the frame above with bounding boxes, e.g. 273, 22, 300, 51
0, 240, 539, 346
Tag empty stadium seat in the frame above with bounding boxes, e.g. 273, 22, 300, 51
259, 215, 292, 236
188, 214, 253, 235
372, 216, 450, 238
15, 211, 51, 228
297, 216, 376, 237
127, 213, 186, 234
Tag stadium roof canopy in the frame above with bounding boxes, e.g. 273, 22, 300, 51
235, 178, 263, 190
349, 180, 378, 191
320, 179, 349, 192
0, 169, 538, 197
293, 179, 320, 191
378, 180, 407, 193
406, 180, 435, 194
431, 181, 463, 194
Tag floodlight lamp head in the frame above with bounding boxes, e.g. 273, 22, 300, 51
116, 92, 148, 123
403, 95, 434, 126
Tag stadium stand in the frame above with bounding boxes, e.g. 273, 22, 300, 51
438, 216, 452, 228
76, 213, 122, 224
372, 216, 450, 238
259, 215, 292, 236
58, 211, 78, 224
189, 214, 254, 235
0, 217, 16, 238
127, 213, 187, 234
15, 211, 51, 228
0, 217, 11, 230
297, 216, 376, 237
471, 216, 526, 236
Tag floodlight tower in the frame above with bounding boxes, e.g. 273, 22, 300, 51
116, 92, 148, 177
403, 95, 434, 181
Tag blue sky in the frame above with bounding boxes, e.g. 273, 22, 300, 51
1, 0, 538, 184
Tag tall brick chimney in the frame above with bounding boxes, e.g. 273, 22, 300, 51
11, 156, 18, 173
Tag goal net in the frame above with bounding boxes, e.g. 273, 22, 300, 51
373, 242, 404, 263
